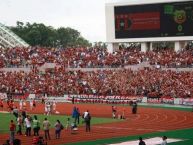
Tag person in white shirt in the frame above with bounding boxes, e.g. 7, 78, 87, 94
24, 116, 32, 136
30, 99, 33, 110
47, 102, 51, 116
53, 100, 56, 113
161, 136, 167, 145
19, 99, 23, 110
44, 102, 47, 115
83, 110, 89, 119
83, 111, 91, 132
23, 100, 27, 110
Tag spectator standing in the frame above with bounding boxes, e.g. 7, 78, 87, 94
41, 96, 45, 104
76, 108, 80, 124
33, 115, 40, 136
84, 111, 91, 132
13, 106, 19, 119
43, 118, 51, 140
44, 103, 47, 115
8, 100, 14, 112
0, 99, 3, 111
33, 99, 36, 108
66, 118, 70, 130
9, 120, 16, 145
25, 115, 32, 136
72, 96, 75, 104
30, 99, 33, 110
53, 99, 56, 113
161, 136, 167, 145
19, 99, 23, 110
139, 137, 146, 145
55, 120, 62, 139
112, 106, 117, 119
21, 109, 27, 125
46, 102, 51, 116
17, 115, 23, 135
132, 102, 138, 114
122, 108, 125, 119
72, 107, 79, 124
83, 110, 89, 119
23, 100, 27, 110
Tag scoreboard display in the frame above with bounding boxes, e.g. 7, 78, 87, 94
115, 1, 193, 39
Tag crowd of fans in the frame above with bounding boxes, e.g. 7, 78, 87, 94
0, 67, 193, 98
0, 46, 193, 98
147, 49, 193, 67
0, 46, 193, 68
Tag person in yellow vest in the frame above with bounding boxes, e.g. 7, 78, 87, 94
33, 115, 40, 136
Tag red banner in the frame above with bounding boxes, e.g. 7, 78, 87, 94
161, 96, 174, 104
116, 12, 160, 31
147, 98, 161, 104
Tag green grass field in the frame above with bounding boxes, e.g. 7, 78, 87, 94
0, 113, 120, 134
139, 104, 193, 112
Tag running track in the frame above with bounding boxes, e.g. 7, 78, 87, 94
0, 102, 193, 145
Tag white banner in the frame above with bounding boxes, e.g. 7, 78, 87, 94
28, 94, 36, 99
67, 94, 142, 103
182, 98, 193, 106
174, 98, 182, 105
142, 97, 148, 103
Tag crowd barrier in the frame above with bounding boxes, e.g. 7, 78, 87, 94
143, 97, 193, 106
1, 93, 193, 106
67, 95, 143, 104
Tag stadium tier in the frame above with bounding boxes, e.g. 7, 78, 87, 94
0, 60, 193, 98
0, 46, 193, 69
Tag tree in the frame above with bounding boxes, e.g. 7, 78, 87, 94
76, 37, 91, 47
9, 21, 90, 48
26, 29, 41, 46
56, 27, 70, 47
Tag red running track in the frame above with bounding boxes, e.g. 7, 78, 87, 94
0, 102, 193, 145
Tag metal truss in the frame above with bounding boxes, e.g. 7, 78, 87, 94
0, 23, 29, 48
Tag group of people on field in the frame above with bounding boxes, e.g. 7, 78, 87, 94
71, 106, 91, 132
19, 99, 36, 111
5, 100, 92, 145
0, 97, 173, 145
111, 102, 138, 120
0, 99, 29, 113
44, 101, 56, 116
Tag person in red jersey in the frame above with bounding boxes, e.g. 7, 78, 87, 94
9, 120, 16, 145
0, 99, 3, 110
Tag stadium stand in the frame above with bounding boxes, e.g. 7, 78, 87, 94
0, 41, 193, 99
